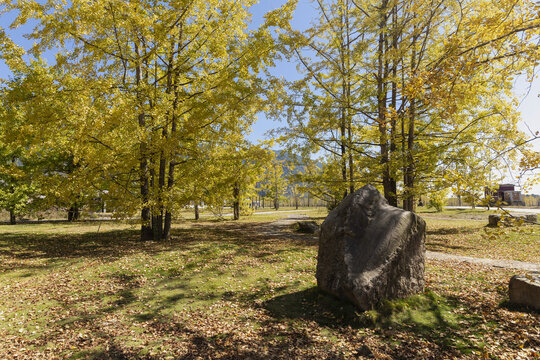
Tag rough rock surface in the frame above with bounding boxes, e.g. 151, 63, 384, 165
488, 214, 538, 227
316, 185, 426, 310
488, 214, 500, 227
509, 273, 540, 310
296, 221, 319, 234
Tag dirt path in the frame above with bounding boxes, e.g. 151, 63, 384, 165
254, 214, 313, 238
270, 214, 310, 226
260, 215, 540, 272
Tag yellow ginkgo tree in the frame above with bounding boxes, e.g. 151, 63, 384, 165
275, 0, 539, 211
3, 0, 297, 239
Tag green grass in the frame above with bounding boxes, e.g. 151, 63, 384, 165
417, 206, 498, 219
175, 206, 326, 220
0, 219, 538, 359
424, 218, 540, 262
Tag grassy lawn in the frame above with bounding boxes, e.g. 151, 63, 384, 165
0, 218, 538, 359
173, 206, 326, 220
423, 218, 540, 262
320, 206, 539, 263
0, 206, 327, 224
417, 207, 499, 219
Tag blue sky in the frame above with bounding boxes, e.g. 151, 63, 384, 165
1, 0, 539, 194
248, 1, 540, 142
246, 0, 313, 143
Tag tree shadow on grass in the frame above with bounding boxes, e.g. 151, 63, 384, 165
77, 283, 329, 359
0, 222, 316, 270
70, 344, 132, 360
426, 227, 479, 236
0, 220, 341, 359
0, 229, 140, 260
425, 240, 477, 252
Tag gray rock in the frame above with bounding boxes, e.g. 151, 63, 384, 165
509, 273, 540, 310
296, 221, 319, 234
525, 214, 539, 223
488, 214, 538, 227
316, 184, 426, 310
488, 214, 500, 227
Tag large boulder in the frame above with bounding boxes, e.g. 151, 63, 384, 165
316, 185, 426, 310
509, 273, 540, 310
488, 214, 500, 227
295, 220, 319, 234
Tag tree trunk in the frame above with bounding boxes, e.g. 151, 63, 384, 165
68, 206, 80, 221
136, 42, 153, 241
233, 183, 240, 220
403, 129, 415, 212
153, 151, 165, 241
403, 34, 417, 212
141, 207, 152, 240
149, 159, 160, 240
337, 4, 348, 199
340, 116, 348, 199
162, 211, 172, 239
194, 203, 199, 220
344, 1, 354, 195
152, 215, 162, 241
274, 177, 280, 210
161, 41, 177, 242
156, 149, 166, 240
9, 209, 16, 225
347, 121, 354, 195
377, 0, 393, 205
387, 3, 399, 207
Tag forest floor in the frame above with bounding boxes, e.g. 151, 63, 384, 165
0, 210, 538, 359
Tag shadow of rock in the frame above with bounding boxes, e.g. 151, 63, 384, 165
263, 287, 483, 356
263, 287, 363, 328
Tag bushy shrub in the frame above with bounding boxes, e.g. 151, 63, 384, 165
427, 191, 447, 212
240, 198, 253, 216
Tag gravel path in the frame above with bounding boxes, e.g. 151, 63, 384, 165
255, 214, 312, 238
426, 251, 540, 272
270, 214, 310, 226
